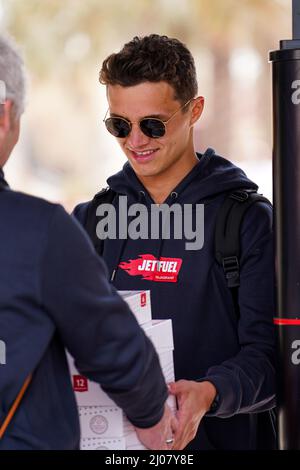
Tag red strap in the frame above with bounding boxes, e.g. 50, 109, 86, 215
274, 318, 300, 325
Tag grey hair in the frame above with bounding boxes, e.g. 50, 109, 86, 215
0, 34, 26, 118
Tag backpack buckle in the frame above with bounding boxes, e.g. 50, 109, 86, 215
222, 256, 240, 288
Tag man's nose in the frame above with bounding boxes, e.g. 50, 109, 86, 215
127, 122, 151, 148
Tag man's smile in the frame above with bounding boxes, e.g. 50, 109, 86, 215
127, 147, 160, 163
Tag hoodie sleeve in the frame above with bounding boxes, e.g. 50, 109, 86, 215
40, 204, 168, 428
201, 201, 276, 418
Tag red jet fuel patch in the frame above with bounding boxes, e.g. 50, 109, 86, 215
119, 254, 182, 283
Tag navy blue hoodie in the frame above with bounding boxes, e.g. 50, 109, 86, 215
0, 169, 167, 450
74, 149, 276, 450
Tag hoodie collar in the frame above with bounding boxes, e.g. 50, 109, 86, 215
107, 148, 258, 204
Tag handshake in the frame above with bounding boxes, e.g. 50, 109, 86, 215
135, 380, 217, 451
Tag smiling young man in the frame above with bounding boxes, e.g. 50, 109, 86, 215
73, 34, 276, 450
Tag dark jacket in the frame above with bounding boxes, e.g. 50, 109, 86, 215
0, 169, 167, 450
73, 149, 276, 450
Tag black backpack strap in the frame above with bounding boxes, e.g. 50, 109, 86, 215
84, 187, 117, 256
215, 189, 271, 289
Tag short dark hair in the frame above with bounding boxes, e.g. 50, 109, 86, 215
99, 34, 198, 105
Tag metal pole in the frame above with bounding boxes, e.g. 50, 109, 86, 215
293, 0, 300, 40
270, 0, 300, 450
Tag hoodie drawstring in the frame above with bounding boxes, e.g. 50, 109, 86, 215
110, 238, 127, 282
110, 190, 147, 283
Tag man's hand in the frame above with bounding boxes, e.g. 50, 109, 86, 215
134, 402, 178, 450
168, 380, 217, 450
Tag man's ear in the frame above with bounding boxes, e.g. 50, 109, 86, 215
190, 96, 204, 126
0, 101, 12, 139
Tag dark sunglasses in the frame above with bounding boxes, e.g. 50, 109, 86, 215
103, 98, 193, 139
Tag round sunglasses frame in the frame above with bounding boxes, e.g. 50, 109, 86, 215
103, 98, 194, 139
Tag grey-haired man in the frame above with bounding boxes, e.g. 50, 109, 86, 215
0, 34, 178, 450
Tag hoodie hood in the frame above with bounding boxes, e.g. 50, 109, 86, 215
107, 148, 258, 204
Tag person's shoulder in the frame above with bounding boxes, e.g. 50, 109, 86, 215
240, 199, 273, 257
0, 190, 78, 255
2, 189, 91, 237
241, 199, 273, 235
1, 188, 61, 221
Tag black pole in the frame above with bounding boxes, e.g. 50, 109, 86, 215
293, 0, 300, 39
270, 0, 300, 450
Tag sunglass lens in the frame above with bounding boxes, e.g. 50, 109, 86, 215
140, 119, 165, 138
105, 118, 131, 138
